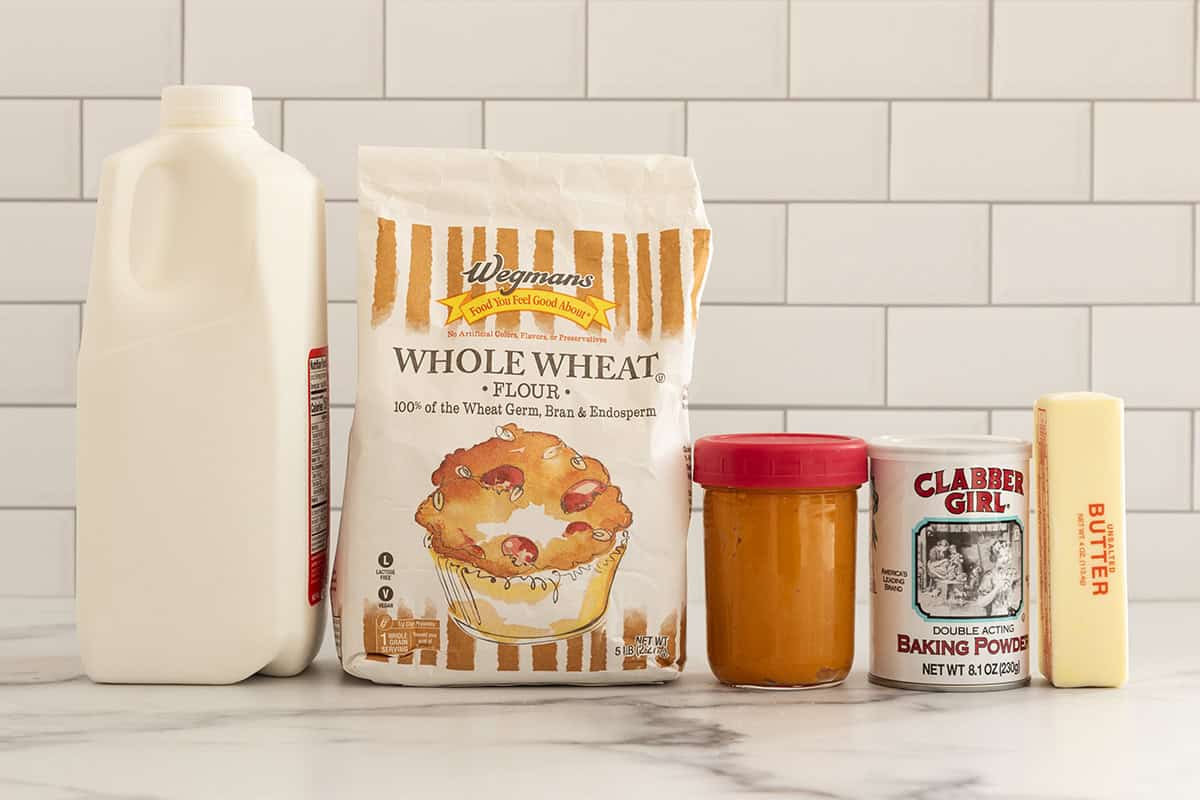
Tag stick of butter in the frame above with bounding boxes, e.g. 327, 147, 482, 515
1035, 392, 1128, 688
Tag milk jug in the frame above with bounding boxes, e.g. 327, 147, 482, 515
77, 86, 329, 683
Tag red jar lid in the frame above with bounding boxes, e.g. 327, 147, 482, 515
693, 433, 868, 489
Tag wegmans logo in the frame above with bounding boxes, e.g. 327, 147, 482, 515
438, 253, 617, 330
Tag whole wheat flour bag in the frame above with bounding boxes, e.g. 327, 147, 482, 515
333, 147, 711, 685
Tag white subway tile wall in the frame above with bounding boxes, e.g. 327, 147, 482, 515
993, 1, 1195, 100
0, 511, 75, 597
0, 305, 79, 404
692, 306, 885, 406
788, 204, 989, 304
1093, 306, 1200, 406
0, 1, 180, 97
484, 101, 685, 155
789, 1, 990, 99
0, 101, 80, 198
387, 1, 586, 98
702, 204, 788, 303
589, 1, 788, 98
1095, 103, 1200, 200
185, 0, 383, 97
689, 101, 888, 200
0, 203, 95, 301
2, 0, 1198, 598
283, 101, 482, 199
991, 205, 1194, 304
891, 102, 1092, 201
325, 202, 360, 303
888, 307, 1089, 407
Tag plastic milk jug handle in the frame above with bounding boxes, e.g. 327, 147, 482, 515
93, 136, 175, 302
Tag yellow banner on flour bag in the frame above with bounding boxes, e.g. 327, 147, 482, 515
439, 288, 618, 331
332, 147, 712, 685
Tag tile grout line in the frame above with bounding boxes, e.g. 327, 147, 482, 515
0, 506, 78, 512
317, 198, 1200, 208
1193, 204, 1197, 303
885, 102, 892, 200
72, 506, 77, 595
987, 0, 995, 98
786, 0, 791, 98
682, 101, 688, 155
882, 306, 889, 407
1191, 411, 1196, 511
584, 0, 590, 97
10, 198, 1200, 208
180, 0, 185, 83
987, 204, 993, 303
782, 202, 789, 302
1089, 101, 1096, 202
77, 99, 83, 199
0, 403, 79, 409
1194, 0, 1199, 100
13, 96, 1200, 103
1087, 306, 1094, 391
481, 99, 486, 147
381, 0, 387, 97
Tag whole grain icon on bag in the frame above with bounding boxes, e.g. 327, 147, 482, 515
333, 147, 712, 684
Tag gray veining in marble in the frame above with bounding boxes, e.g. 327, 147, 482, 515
1, 600, 1197, 799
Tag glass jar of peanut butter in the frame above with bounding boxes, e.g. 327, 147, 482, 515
694, 434, 867, 689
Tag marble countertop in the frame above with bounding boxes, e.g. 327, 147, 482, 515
2, 599, 1197, 799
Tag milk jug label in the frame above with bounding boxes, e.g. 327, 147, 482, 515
308, 346, 330, 606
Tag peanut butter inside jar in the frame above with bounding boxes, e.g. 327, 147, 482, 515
694, 434, 867, 689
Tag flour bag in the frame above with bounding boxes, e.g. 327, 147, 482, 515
333, 147, 711, 684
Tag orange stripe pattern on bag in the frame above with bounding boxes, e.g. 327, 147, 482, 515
371, 218, 397, 327
469, 226, 487, 330
691, 228, 711, 322
377, 220, 711, 340
659, 229, 684, 337
532, 643, 557, 671
636, 232, 653, 337
497, 644, 519, 671
495, 227, 520, 332
446, 226, 464, 328
406, 224, 432, 331
612, 233, 631, 339
533, 229, 556, 335
446, 616, 476, 671
566, 635, 585, 672
574, 230, 604, 303
589, 627, 608, 672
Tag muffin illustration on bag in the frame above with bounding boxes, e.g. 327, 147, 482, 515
414, 423, 632, 645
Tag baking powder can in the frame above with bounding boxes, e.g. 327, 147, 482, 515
867, 436, 1032, 692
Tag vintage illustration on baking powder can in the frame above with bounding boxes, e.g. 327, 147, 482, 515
868, 436, 1032, 692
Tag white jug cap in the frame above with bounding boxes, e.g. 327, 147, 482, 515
161, 85, 253, 128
